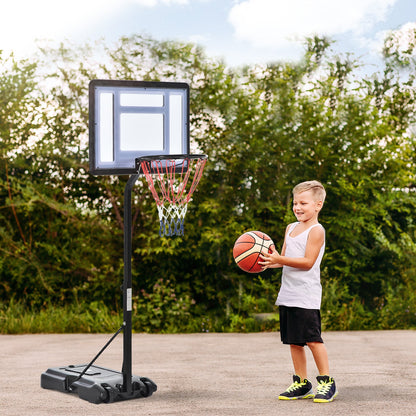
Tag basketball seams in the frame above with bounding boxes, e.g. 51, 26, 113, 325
235, 239, 274, 270
247, 231, 270, 244
234, 244, 265, 263
250, 252, 262, 272
249, 239, 274, 271
233, 230, 274, 273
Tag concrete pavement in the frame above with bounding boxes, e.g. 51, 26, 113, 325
1, 330, 415, 415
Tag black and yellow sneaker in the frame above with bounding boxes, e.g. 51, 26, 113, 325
278, 375, 314, 400
313, 375, 338, 403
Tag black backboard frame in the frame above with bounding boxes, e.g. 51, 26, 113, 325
89, 79, 190, 175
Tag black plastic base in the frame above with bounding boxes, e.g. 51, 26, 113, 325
41, 364, 157, 404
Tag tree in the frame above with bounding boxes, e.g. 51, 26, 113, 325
1, 32, 416, 331
0, 51, 121, 307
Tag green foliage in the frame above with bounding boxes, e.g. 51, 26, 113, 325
320, 276, 375, 330
377, 283, 416, 329
0, 299, 121, 333
132, 278, 197, 333
1, 34, 416, 333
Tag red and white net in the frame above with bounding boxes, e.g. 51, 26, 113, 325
140, 156, 207, 236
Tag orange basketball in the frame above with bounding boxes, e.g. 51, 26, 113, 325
233, 231, 275, 273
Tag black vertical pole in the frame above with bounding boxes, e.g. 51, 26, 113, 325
122, 174, 139, 394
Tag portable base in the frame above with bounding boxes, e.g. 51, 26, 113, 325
41, 364, 157, 404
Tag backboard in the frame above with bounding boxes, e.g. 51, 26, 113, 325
89, 79, 190, 175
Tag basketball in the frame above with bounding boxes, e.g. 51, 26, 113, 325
233, 231, 275, 273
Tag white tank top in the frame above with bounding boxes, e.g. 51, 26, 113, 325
275, 222, 325, 310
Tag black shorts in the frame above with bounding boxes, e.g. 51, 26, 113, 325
279, 306, 323, 346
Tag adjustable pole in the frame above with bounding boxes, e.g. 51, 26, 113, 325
122, 173, 140, 394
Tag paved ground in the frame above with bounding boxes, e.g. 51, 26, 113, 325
1, 330, 415, 415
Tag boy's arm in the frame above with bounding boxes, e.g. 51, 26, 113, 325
260, 226, 324, 270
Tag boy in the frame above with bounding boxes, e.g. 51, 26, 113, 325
259, 180, 338, 403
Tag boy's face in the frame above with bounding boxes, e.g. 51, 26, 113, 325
292, 190, 323, 222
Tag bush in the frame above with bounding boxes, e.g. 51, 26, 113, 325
377, 284, 416, 329
132, 278, 197, 333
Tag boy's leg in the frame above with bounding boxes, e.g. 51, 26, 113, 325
307, 342, 329, 376
279, 345, 313, 400
290, 344, 308, 380
307, 342, 338, 402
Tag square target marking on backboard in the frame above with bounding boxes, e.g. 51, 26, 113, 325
89, 79, 190, 175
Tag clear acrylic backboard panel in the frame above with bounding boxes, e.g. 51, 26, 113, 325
89, 80, 189, 175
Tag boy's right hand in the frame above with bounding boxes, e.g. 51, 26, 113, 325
259, 247, 283, 270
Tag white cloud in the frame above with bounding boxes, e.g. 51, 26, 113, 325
228, 0, 398, 49
356, 21, 416, 61
130, 0, 189, 6
358, 30, 390, 57
1, 0, 121, 55
0, 0, 191, 57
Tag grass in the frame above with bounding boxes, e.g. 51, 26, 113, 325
0, 300, 122, 334
1, 288, 415, 334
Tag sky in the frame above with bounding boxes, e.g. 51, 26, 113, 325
1, 0, 415, 70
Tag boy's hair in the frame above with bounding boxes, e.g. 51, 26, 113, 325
293, 180, 326, 204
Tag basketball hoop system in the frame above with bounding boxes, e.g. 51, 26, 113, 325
41, 80, 208, 404
137, 154, 208, 237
